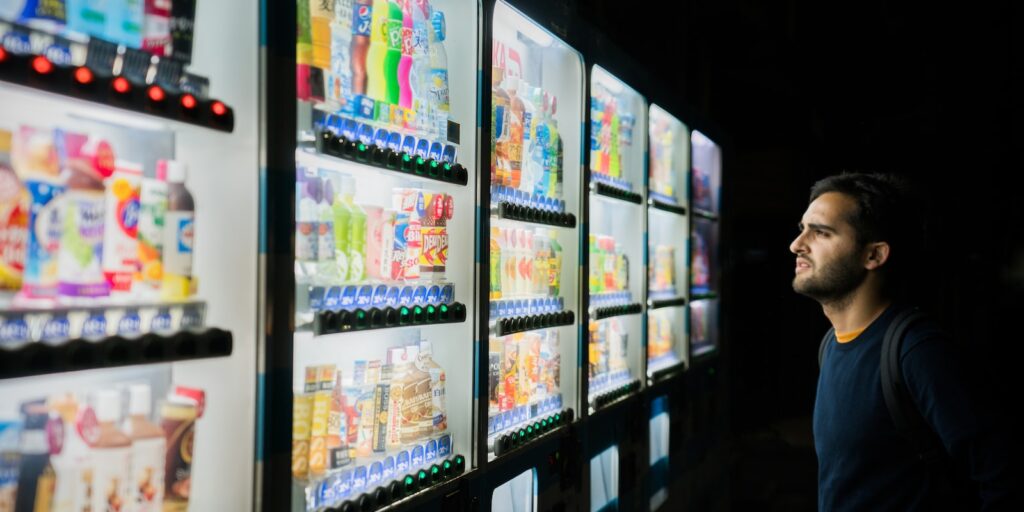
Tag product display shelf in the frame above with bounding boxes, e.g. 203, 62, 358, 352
309, 130, 469, 187
648, 197, 687, 216
692, 207, 718, 220
590, 180, 643, 205
0, 327, 232, 380
647, 296, 687, 310
0, 22, 234, 132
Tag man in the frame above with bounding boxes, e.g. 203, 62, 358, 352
790, 172, 1015, 510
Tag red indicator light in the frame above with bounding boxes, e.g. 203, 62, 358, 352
73, 67, 93, 85
211, 101, 227, 116
32, 56, 53, 75
180, 94, 197, 109
112, 77, 131, 94
147, 85, 165, 102
0, 47, 8, 63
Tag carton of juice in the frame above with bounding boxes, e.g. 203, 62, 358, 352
12, 126, 63, 299
102, 160, 142, 293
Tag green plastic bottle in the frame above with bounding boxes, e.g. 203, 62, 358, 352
331, 176, 352, 281
346, 181, 367, 282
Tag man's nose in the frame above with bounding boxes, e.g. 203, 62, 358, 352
790, 232, 807, 255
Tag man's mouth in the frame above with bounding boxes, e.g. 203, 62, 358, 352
795, 258, 812, 273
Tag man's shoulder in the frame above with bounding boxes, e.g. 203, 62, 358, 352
890, 305, 952, 358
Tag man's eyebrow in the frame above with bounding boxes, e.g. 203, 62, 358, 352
804, 223, 837, 233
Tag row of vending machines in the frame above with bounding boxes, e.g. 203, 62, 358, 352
0, 1, 721, 511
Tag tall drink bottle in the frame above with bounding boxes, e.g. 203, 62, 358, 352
428, 10, 450, 139
397, 0, 415, 109
351, 0, 373, 96
329, 0, 355, 110
365, 0, 389, 101
384, 0, 404, 105
409, 0, 432, 132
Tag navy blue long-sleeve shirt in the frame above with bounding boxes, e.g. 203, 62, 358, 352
814, 304, 1015, 511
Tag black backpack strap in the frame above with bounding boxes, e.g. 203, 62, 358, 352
818, 327, 835, 369
880, 308, 943, 462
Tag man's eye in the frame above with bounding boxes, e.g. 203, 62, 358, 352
815, 230, 828, 237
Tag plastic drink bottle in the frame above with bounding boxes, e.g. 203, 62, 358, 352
345, 184, 367, 282
428, 10, 450, 139
384, 0, 404, 105
102, 160, 141, 295
123, 384, 165, 511
409, 0, 432, 133
331, 176, 353, 281
160, 161, 195, 301
90, 390, 132, 512
317, 177, 340, 283
329, 0, 355, 110
491, 68, 510, 186
365, 0, 390, 101
397, 0, 415, 109
58, 148, 108, 300
137, 160, 169, 291
507, 77, 524, 189
351, 0, 373, 96
13, 127, 63, 299
0, 129, 27, 291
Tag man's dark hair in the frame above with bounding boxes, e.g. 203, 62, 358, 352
809, 172, 925, 298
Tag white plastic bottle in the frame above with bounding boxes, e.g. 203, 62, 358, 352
90, 389, 132, 512
136, 161, 169, 293
160, 161, 195, 301
123, 384, 165, 511
427, 10, 450, 140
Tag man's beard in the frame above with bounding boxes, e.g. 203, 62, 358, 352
793, 251, 867, 308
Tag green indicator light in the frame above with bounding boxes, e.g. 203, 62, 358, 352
418, 470, 428, 480
427, 305, 435, 314
416, 157, 425, 164
430, 160, 439, 168
431, 466, 440, 475
405, 476, 414, 485
527, 426, 534, 436
455, 456, 464, 464
358, 143, 366, 151
414, 306, 423, 315
403, 154, 411, 161
443, 460, 452, 469
356, 310, 365, 319
440, 304, 448, 313
443, 163, 452, 170
400, 307, 409, 316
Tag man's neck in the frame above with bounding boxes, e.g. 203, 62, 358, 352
822, 283, 891, 334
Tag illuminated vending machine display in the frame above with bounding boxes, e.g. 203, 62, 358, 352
689, 130, 721, 358
485, 1, 583, 460
289, 0, 476, 509
584, 66, 645, 413
0, 1, 258, 510
645, 105, 689, 380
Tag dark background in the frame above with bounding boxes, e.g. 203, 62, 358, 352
575, 0, 1021, 509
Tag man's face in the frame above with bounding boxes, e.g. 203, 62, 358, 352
789, 192, 867, 303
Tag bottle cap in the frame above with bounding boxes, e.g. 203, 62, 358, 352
165, 160, 188, 183
95, 389, 122, 423
155, 160, 169, 181
128, 384, 152, 417
431, 11, 446, 42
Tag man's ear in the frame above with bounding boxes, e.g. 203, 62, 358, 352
864, 242, 890, 270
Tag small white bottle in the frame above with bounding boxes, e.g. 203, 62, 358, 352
123, 384, 165, 511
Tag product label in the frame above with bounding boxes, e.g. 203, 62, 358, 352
438, 434, 451, 457
411, 445, 424, 467
151, 309, 172, 333
353, 5, 372, 36
59, 191, 108, 297
0, 316, 30, 344
356, 285, 373, 308
163, 211, 194, 278
92, 446, 132, 512
425, 439, 437, 461
368, 461, 383, 485
396, 450, 410, 472
118, 309, 141, 335
82, 312, 107, 338
41, 314, 70, 342
24, 180, 64, 297
131, 436, 165, 511
352, 466, 367, 492
103, 172, 141, 291
296, 221, 317, 261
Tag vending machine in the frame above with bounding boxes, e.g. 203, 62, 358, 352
0, 1, 259, 510
483, 0, 584, 510
265, 0, 481, 510
584, 65, 645, 414
688, 130, 721, 359
581, 63, 648, 512
645, 105, 690, 382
